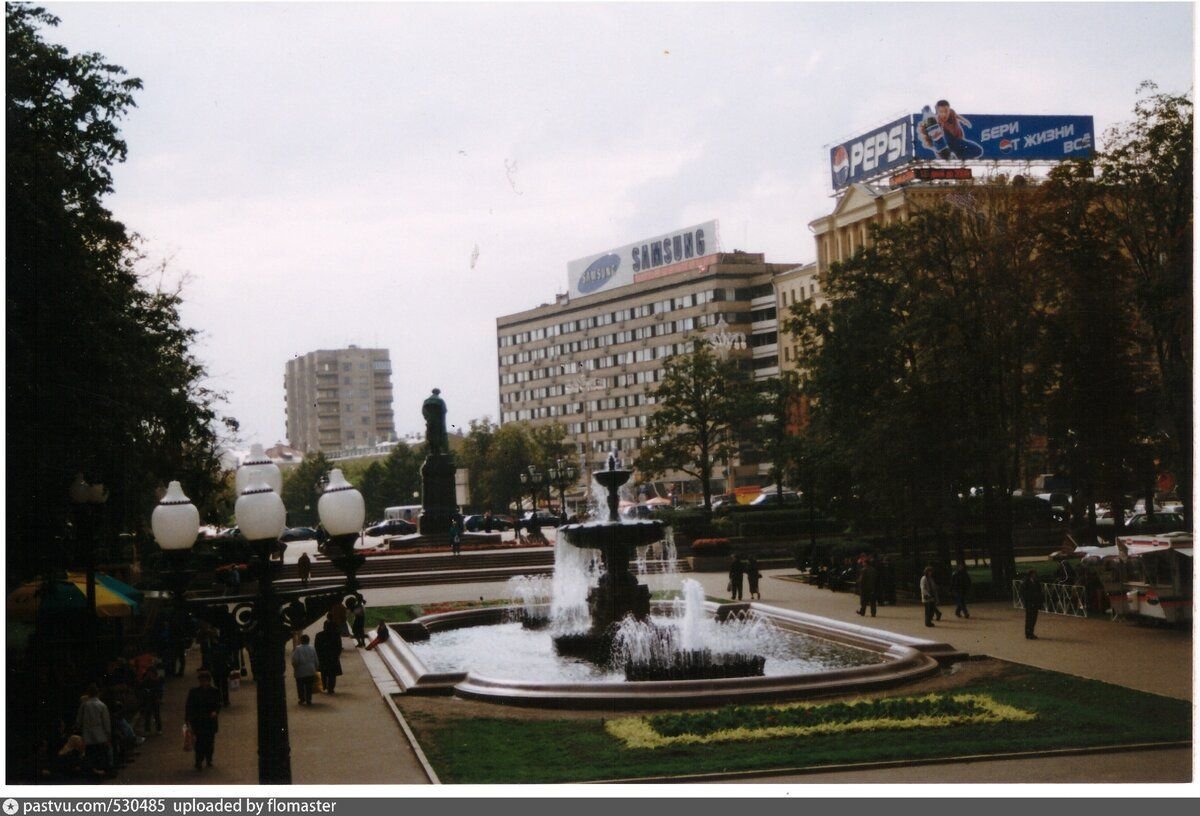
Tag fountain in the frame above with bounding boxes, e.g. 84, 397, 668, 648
371, 454, 961, 708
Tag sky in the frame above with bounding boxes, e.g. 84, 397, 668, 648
34, 0, 1195, 449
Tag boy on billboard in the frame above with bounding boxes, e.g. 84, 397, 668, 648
918, 99, 983, 160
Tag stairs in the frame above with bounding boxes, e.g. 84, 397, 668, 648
274, 547, 690, 591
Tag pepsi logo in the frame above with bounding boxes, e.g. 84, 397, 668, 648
999, 139, 1018, 154
831, 145, 850, 186
577, 253, 621, 295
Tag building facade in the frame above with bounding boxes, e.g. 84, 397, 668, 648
284, 346, 396, 454
496, 248, 798, 496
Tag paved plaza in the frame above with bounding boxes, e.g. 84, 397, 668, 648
111, 551, 1193, 785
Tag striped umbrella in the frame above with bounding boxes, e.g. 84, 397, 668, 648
6, 574, 140, 621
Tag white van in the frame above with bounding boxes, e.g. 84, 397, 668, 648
385, 505, 421, 523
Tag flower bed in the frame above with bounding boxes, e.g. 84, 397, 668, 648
605, 693, 1034, 749
690, 538, 731, 555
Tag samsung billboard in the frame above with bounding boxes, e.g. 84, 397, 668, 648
830, 103, 1096, 190
567, 221, 719, 299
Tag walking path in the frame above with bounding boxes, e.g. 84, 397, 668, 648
111, 559, 1191, 786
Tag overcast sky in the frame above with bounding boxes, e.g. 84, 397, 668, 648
36, 1, 1194, 449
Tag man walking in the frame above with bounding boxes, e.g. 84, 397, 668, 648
920, 566, 942, 627
184, 670, 221, 770
1019, 569, 1045, 640
728, 554, 746, 601
950, 562, 972, 619
856, 556, 879, 617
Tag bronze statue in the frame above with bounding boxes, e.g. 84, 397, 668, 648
422, 389, 448, 455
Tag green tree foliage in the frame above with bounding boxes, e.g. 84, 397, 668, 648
456, 419, 575, 513
6, 5, 231, 577
280, 452, 332, 527
636, 340, 757, 510
1095, 84, 1193, 523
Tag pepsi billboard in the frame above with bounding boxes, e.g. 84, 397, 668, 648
829, 117, 914, 191
831, 106, 1096, 191
912, 111, 1095, 162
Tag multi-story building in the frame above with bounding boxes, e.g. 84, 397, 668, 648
496, 222, 799, 497
284, 346, 396, 454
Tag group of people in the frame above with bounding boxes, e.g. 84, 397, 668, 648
289, 596, 371, 707
727, 554, 762, 601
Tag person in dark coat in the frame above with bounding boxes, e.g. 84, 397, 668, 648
184, 670, 221, 770
365, 621, 390, 651
950, 562, 972, 618
297, 553, 312, 587
856, 557, 879, 617
747, 556, 763, 600
347, 596, 367, 648
314, 619, 344, 694
728, 555, 745, 601
1019, 569, 1045, 640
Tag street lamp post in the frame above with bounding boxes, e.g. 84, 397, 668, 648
69, 473, 108, 631
520, 466, 544, 517
151, 462, 365, 785
547, 459, 577, 518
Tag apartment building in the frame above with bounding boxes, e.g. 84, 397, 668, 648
284, 346, 395, 454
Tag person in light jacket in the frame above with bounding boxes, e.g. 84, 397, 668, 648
290, 634, 319, 705
920, 566, 943, 627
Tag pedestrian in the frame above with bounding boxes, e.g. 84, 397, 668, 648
291, 634, 319, 705
728, 554, 745, 601
297, 552, 312, 587
449, 517, 462, 556
484, 511, 493, 533
950, 562, 972, 618
1019, 569, 1045, 640
920, 566, 942, 627
74, 684, 112, 777
856, 556, 879, 617
184, 670, 221, 770
747, 556, 763, 600
347, 596, 367, 647
137, 666, 164, 736
365, 621, 390, 651
314, 619, 344, 694
328, 597, 349, 636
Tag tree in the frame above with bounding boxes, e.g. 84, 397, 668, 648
280, 453, 331, 527
1095, 83, 1193, 523
636, 340, 757, 510
6, 5, 230, 578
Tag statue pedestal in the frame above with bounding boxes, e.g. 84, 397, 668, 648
419, 453, 456, 536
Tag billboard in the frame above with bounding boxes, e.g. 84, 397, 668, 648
830, 104, 1096, 190
912, 106, 1095, 162
567, 221, 718, 299
829, 117, 913, 191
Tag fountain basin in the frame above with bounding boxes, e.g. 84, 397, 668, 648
372, 601, 961, 709
558, 519, 666, 549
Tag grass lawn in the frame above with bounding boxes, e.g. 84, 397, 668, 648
402, 661, 1191, 783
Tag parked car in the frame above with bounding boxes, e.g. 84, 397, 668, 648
1095, 511, 1187, 542
279, 526, 318, 542
364, 519, 417, 537
521, 510, 565, 528
749, 490, 802, 507
463, 514, 514, 532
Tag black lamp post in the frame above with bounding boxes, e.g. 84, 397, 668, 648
520, 466, 544, 517
69, 473, 107, 632
152, 461, 365, 785
548, 459, 577, 518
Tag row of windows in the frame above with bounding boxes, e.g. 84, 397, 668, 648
781, 281, 820, 307
498, 343, 696, 386
498, 314, 740, 365
497, 289, 735, 348
749, 331, 778, 348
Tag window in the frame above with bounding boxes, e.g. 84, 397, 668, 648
342, 363, 352, 372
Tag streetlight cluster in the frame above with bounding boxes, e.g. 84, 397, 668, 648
150, 457, 366, 785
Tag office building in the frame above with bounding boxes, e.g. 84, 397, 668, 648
496, 221, 799, 495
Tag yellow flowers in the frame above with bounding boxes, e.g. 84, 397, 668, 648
605, 694, 1035, 750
